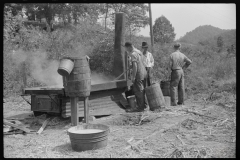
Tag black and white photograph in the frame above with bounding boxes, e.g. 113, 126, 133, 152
3, 3, 236, 158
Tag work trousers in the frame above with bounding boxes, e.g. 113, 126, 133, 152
133, 79, 148, 110
145, 67, 153, 87
170, 69, 185, 105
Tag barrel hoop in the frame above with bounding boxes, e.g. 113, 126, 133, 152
70, 135, 108, 143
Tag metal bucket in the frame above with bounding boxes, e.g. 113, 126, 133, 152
57, 58, 74, 77
68, 124, 109, 152
160, 81, 170, 96
127, 95, 136, 109
164, 96, 171, 107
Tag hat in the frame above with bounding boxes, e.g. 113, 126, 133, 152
141, 42, 148, 48
125, 42, 133, 47
174, 43, 181, 49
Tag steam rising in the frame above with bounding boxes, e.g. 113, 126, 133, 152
30, 50, 63, 87
11, 49, 63, 87
91, 72, 115, 85
11, 48, 116, 87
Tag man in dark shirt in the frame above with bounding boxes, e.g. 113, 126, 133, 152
125, 42, 147, 112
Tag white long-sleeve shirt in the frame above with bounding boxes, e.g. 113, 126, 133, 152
142, 51, 154, 68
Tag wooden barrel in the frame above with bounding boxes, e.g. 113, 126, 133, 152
65, 56, 91, 97
160, 81, 170, 96
145, 83, 165, 111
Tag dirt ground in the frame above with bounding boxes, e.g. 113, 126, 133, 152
3, 94, 236, 158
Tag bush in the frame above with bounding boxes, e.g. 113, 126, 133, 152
4, 16, 118, 97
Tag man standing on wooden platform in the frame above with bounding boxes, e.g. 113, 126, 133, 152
141, 42, 154, 86
124, 42, 147, 112
168, 43, 192, 106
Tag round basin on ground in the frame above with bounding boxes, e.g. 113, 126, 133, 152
68, 123, 109, 152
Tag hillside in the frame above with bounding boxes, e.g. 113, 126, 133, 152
178, 25, 228, 45
203, 29, 236, 47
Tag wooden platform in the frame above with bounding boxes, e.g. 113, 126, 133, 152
61, 87, 128, 118
23, 80, 132, 95
23, 80, 131, 118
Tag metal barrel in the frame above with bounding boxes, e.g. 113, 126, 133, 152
145, 83, 165, 111
68, 124, 109, 152
127, 95, 136, 109
57, 58, 74, 76
164, 96, 171, 107
160, 81, 170, 96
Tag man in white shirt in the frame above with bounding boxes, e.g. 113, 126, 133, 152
141, 42, 154, 86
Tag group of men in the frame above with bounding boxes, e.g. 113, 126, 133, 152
124, 42, 192, 112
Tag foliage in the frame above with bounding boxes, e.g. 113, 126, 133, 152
4, 3, 236, 99
151, 43, 175, 81
153, 15, 176, 44
100, 4, 149, 39
217, 36, 224, 48
3, 10, 116, 97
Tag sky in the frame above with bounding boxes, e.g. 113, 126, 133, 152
139, 3, 236, 40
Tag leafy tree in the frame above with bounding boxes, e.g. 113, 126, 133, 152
153, 15, 176, 44
99, 3, 149, 39
217, 36, 224, 48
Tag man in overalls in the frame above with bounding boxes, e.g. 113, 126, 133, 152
168, 43, 192, 106
125, 42, 148, 112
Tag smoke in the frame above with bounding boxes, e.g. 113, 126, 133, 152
91, 72, 115, 85
11, 49, 63, 87
11, 49, 28, 65
11, 45, 116, 87
29, 50, 63, 87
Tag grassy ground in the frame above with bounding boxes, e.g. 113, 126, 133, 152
3, 94, 236, 158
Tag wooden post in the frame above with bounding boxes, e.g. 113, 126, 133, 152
113, 12, 126, 79
149, 3, 154, 53
84, 97, 89, 124
70, 97, 78, 126
22, 62, 27, 88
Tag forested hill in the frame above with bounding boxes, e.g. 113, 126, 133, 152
204, 29, 236, 47
178, 25, 229, 45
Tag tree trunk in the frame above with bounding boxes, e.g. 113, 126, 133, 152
45, 3, 53, 32
73, 12, 77, 25
129, 24, 132, 41
105, 4, 109, 31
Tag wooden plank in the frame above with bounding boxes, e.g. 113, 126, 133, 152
24, 88, 64, 95
62, 104, 125, 118
3, 119, 31, 133
91, 81, 128, 92
61, 94, 127, 118
23, 80, 132, 95
31, 95, 61, 113
37, 118, 51, 134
